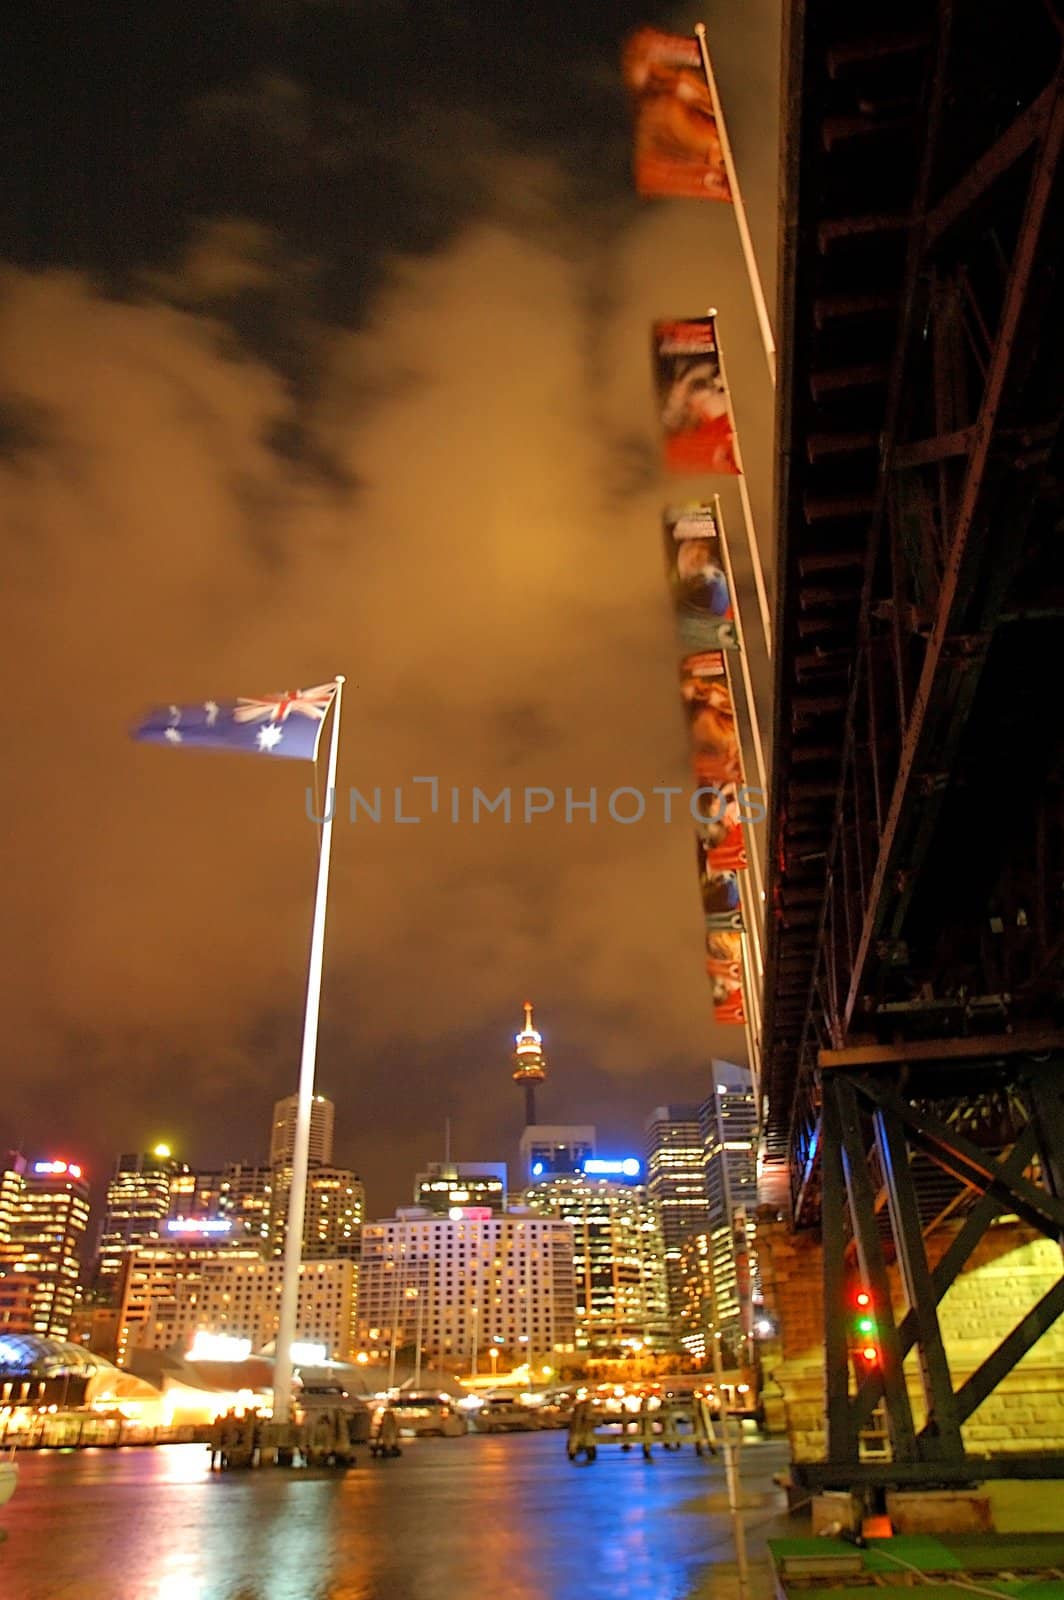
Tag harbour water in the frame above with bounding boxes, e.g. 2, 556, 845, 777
0, 1430, 793, 1600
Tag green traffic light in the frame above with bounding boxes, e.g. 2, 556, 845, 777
857, 1316, 875, 1334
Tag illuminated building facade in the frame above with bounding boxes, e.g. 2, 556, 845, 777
518, 1125, 596, 1183
357, 1208, 575, 1367
215, 1164, 273, 1247
414, 1162, 507, 1215
270, 1092, 334, 1168
695, 1064, 759, 1352
523, 1170, 670, 1352
94, 1148, 185, 1298
268, 1166, 364, 1260
644, 1105, 711, 1327
117, 1244, 356, 1363
0, 1156, 91, 1339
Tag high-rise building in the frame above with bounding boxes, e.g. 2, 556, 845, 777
270, 1093, 334, 1168
216, 1164, 273, 1249
357, 1208, 575, 1367
0, 1156, 91, 1339
414, 1163, 507, 1215
269, 1167, 364, 1260
117, 1245, 356, 1364
167, 1167, 223, 1224
524, 1169, 670, 1352
518, 1125, 596, 1184
695, 1064, 758, 1350
644, 1105, 711, 1326
511, 1001, 547, 1127
94, 1148, 185, 1298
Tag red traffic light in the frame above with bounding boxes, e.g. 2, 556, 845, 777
854, 1290, 872, 1308
859, 1346, 878, 1364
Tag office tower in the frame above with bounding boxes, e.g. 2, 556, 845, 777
270, 1092, 335, 1169
0, 1155, 91, 1339
518, 1125, 596, 1184
523, 1167, 670, 1352
357, 1207, 575, 1367
644, 1105, 711, 1326
94, 1147, 185, 1298
696, 1063, 758, 1351
117, 1247, 356, 1365
414, 1162, 508, 1215
216, 1164, 273, 1249
511, 1001, 547, 1127
269, 1167, 364, 1260
167, 1167, 223, 1225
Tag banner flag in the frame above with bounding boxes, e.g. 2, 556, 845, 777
652, 319, 740, 475
664, 503, 738, 652
132, 684, 338, 762
707, 929, 747, 1025
680, 650, 743, 793
622, 28, 732, 202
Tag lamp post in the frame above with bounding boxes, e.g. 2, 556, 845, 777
407, 1286, 424, 1390
470, 1303, 479, 1378
386, 1259, 399, 1392
489, 1346, 499, 1384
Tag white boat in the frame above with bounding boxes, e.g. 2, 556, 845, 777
0, 1453, 18, 1509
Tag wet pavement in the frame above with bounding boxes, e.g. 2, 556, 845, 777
0, 1430, 796, 1600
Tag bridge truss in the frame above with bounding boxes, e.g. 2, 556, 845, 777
764, 0, 1064, 1486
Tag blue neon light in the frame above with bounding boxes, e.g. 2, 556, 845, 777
582, 1158, 641, 1178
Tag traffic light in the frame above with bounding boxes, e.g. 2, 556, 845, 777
850, 1286, 879, 1366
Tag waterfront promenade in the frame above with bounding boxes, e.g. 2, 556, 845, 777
1, 1430, 795, 1600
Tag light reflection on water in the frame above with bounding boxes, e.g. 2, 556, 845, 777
0, 1433, 789, 1600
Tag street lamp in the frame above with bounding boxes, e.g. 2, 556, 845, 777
406, 1286, 424, 1390
489, 1346, 499, 1382
470, 1303, 479, 1378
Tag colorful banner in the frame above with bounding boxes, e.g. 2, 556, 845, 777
663, 502, 738, 652
622, 28, 732, 202
652, 319, 740, 476
680, 650, 742, 792
706, 929, 746, 1026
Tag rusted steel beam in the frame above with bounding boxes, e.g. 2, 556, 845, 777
810, 362, 889, 397
819, 212, 912, 250
894, 426, 973, 468
807, 432, 878, 460
924, 78, 1059, 247
843, 81, 1064, 1028
827, 31, 931, 77
804, 492, 878, 520
813, 291, 897, 327
819, 1030, 1064, 1069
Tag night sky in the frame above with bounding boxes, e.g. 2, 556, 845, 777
1, 0, 779, 1216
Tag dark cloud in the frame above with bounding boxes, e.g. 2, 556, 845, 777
0, 1, 779, 1213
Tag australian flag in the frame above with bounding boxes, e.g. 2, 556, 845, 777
132, 683, 338, 762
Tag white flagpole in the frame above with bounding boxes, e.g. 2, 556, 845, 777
694, 23, 776, 391
271, 673, 345, 1421
710, 313, 774, 660
715, 495, 768, 964
713, 496, 768, 800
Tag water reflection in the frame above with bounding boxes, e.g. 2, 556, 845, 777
0, 1435, 790, 1600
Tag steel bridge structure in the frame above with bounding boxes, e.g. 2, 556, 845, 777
764, 0, 1064, 1488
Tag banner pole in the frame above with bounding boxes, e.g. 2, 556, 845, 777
713, 496, 768, 799
271, 674, 345, 1422
710, 313, 773, 660
694, 23, 776, 390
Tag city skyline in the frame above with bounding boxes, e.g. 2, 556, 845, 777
3, 1009, 741, 1219
0, 0, 773, 1222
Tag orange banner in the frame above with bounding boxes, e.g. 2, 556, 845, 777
623, 28, 732, 202
652, 319, 739, 476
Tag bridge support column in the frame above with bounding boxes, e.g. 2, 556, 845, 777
784, 1052, 1064, 1492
